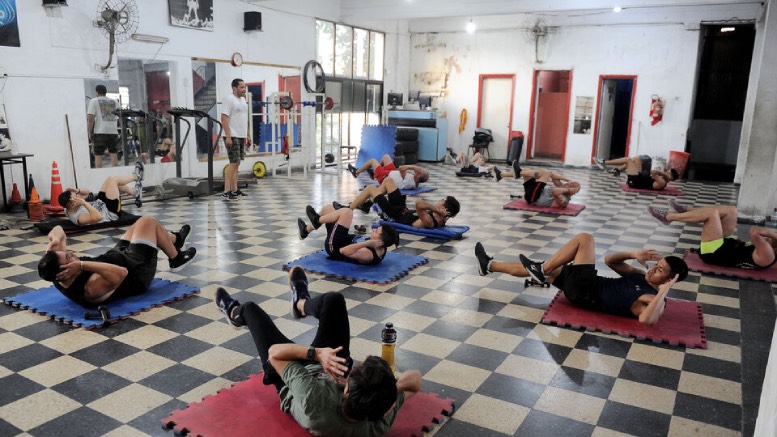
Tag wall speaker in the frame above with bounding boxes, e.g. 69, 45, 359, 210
42, 0, 67, 6
244, 12, 262, 32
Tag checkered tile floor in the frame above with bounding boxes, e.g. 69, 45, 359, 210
0, 162, 773, 436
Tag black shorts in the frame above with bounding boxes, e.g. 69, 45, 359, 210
106, 241, 158, 301
324, 223, 353, 259
523, 178, 547, 204
97, 191, 121, 214
375, 190, 416, 225
552, 264, 599, 310
698, 238, 769, 269
93, 134, 119, 154
627, 173, 655, 190
460, 165, 479, 174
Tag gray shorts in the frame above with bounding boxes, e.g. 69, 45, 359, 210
534, 187, 555, 207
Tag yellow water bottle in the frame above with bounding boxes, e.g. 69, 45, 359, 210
381, 322, 397, 372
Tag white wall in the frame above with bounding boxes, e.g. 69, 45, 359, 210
0, 0, 335, 200
406, 24, 700, 165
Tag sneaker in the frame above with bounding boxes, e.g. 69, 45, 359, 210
215, 287, 244, 328
173, 224, 191, 250
133, 160, 144, 182
593, 157, 606, 170
306, 205, 321, 229
133, 178, 143, 205
235, 189, 248, 197
367, 168, 375, 179
512, 160, 522, 179
668, 199, 687, 214
332, 201, 348, 210
449, 149, 457, 160
519, 254, 546, 284
647, 206, 671, 226
607, 168, 620, 177
288, 266, 310, 319
357, 200, 373, 214
347, 163, 358, 178
474, 242, 493, 276
494, 167, 502, 182
297, 218, 309, 240
221, 192, 238, 201
353, 224, 367, 234
169, 247, 197, 271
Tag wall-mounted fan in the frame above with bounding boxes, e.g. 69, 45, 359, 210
93, 0, 139, 72
523, 18, 549, 64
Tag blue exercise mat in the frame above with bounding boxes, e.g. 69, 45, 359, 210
283, 250, 428, 285
3, 279, 199, 329
356, 125, 396, 168
372, 221, 470, 240
359, 181, 438, 196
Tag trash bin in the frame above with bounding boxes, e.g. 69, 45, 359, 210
668, 151, 691, 179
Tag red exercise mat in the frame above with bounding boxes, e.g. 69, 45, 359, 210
619, 182, 683, 196
541, 291, 707, 348
503, 198, 586, 216
162, 373, 455, 437
684, 250, 777, 282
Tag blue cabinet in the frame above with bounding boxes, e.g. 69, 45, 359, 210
388, 110, 448, 162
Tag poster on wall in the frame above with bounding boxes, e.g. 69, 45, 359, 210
0, 105, 11, 152
168, 0, 213, 31
0, 0, 21, 47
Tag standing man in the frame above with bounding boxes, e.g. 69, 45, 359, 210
221, 78, 250, 200
87, 85, 120, 168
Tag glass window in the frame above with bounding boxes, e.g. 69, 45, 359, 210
369, 32, 384, 80
335, 24, 353, 77
353, 28, 369, 78
316, 20, 335, 76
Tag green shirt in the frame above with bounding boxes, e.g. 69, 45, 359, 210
280, 361, 405, 436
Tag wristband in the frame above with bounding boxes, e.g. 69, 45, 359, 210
307, 346, 315, 361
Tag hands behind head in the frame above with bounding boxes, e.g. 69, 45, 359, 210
636, 249, 662, 268
55, 260, 81, 283
317, 346, 349, 381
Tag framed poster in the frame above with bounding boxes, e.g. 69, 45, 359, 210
0, 0, 21, 47
168, 0, 213, 31
0, 104, 10, 151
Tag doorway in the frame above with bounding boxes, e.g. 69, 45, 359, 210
592, 76, 636, 161
477, 74, 515, 161
527, 70, 571, 161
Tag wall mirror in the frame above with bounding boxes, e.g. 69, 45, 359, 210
85, 58, 174, 168
573, 96, 594, 134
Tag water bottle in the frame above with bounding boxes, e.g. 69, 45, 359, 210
381, 322, 397, 372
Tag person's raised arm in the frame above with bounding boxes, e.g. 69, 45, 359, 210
395, 369, 421, 400
72, 197, 103, 225
46, 225, 67, 252
78, 261, 129, 300
339, 239, 382, 263
605, 249, 660, 277
268, 344, 349, 381
414, 199, 447, 228
638, 274, 678, 325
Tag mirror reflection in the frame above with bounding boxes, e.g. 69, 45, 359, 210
573, 96, 594, 134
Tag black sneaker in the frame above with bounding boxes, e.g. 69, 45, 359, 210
448, 149, 457, 160
332, 201, 348, 210
173, 224, 191, 250
494, 167, 502, 182
347, 164, 358, 178
512, 160, 522, 179
221, 192, 238, 201
235, 189, 248, 197
306, 205, 321, 229
297, 218, 309, 240
519, 254, 546, 284
607, 168, 620, 177
367, 168, 375, 179
353, 224, 367, 234
169, 247, 196, 271
215, 287, 244, 328
474, 242, 493, 276
357, 200, 373, 214
288, 266, 310, 319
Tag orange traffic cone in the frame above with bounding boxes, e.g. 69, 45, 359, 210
44, 161, 66, 216
28, 187, 44, 222
27, 174, 35, 202
8, 183, 24, 213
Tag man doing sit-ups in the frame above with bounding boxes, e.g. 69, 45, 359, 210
495, 161, 580, 209
474, 233, 688, 324
594, 155, 679, 191
37, 216, 196, 307
649, 202, 777, 270
59, 161, 144, 225
348, 154, 429, 189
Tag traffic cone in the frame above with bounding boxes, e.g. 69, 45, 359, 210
26, 174, 35, 202
8, 183, 24, 213
43, 161, 66, 216
28, 186, 44, 222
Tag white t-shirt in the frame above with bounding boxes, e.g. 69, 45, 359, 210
221, 93, 248, 139
68, 199, 118, 225
87, 96, 119, 135
387, 170, 416, 190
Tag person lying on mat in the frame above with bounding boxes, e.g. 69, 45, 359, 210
59, 161, 144, 225
214, 267, 421, 436
37, 216, 196, 307
333, 177, 460, 230
298, 203, 400, 265
348, 154, 430, 189
494, 161, 580, 209
454, 151, 496, 176
648, 202, 777, 270
594, 155, 679, 191
474, 233, 689, 324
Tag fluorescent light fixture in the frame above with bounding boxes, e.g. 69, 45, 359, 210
466, 20, 476, 34
613, 6, 622, 12
721, 27, 736, 32
131, 33, 169, 43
